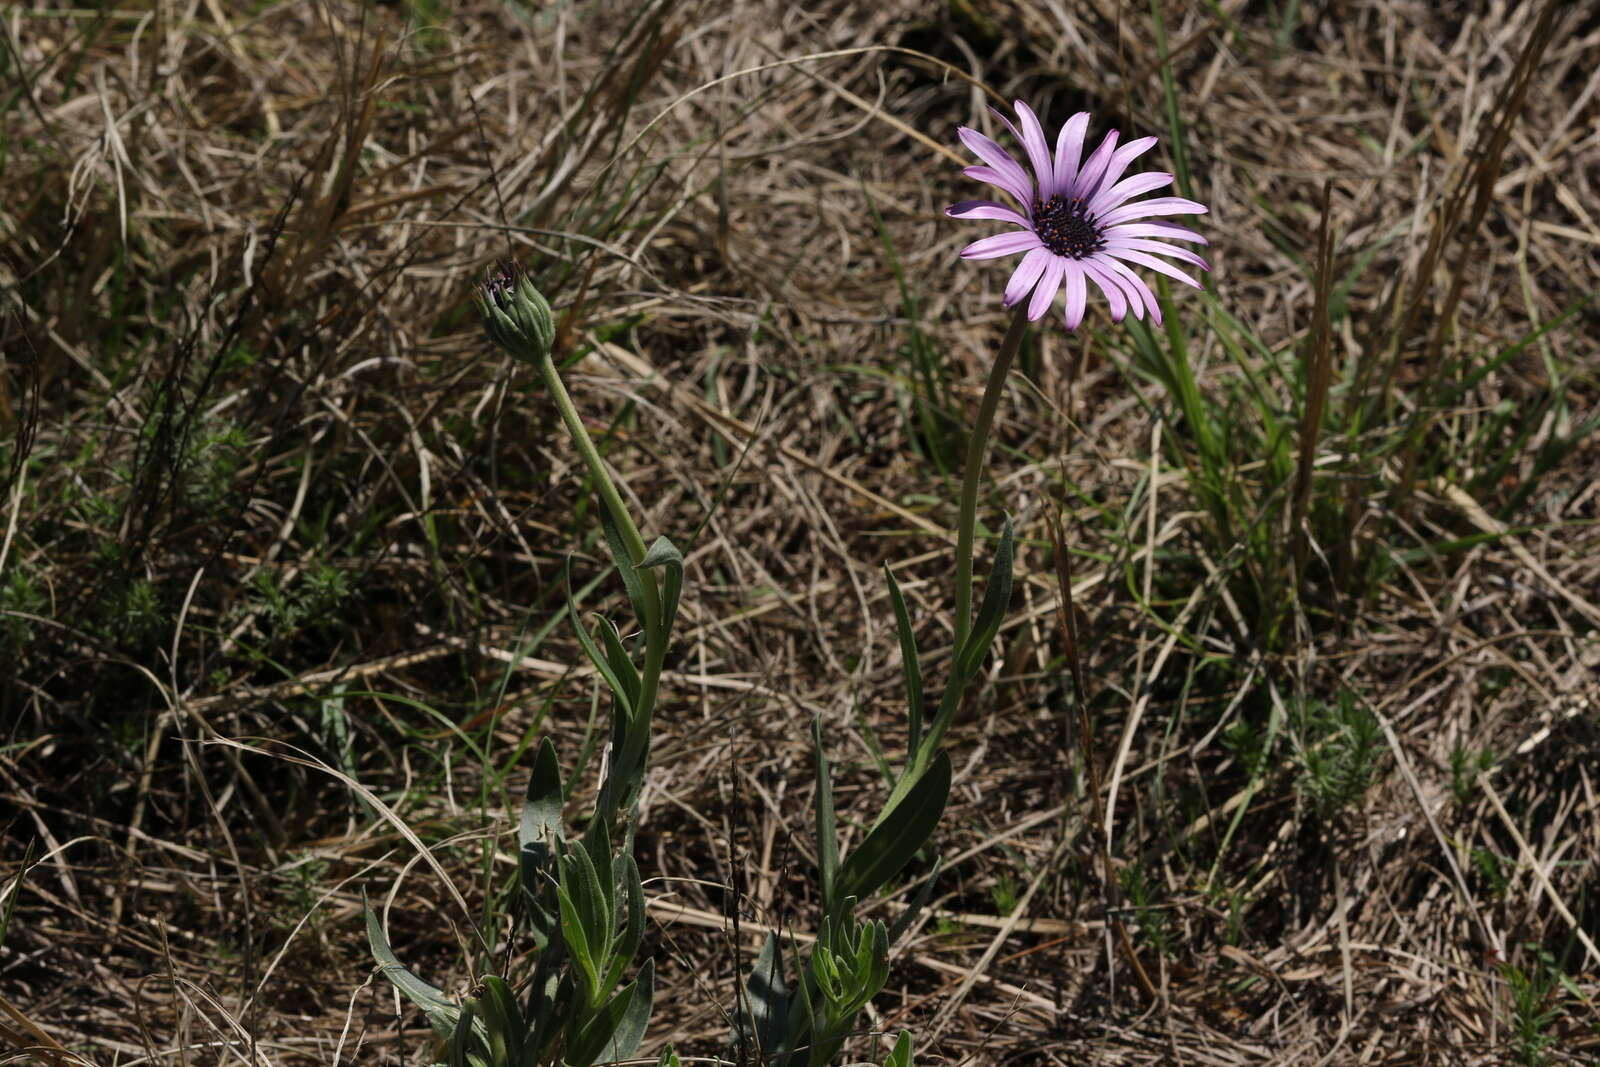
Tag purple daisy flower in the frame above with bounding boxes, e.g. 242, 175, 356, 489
948, 101, 1210, 329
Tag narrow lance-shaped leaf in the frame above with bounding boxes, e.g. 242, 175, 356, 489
881, 1030, 913, 1067
739, 932, 789, 1063
640, 535, 684, 636
601, 853, 646, 996
597, 614, 642, 711
520, 737, 564, 851
364, 894, 459, 1038
557, 844, 612, 1008
599, 725, 652, 825
521, 955, 567, 1066
861, 921, 889, 1009
786, 954, 825, 1067
883, 563, 923, 754
567, 563, 635, 723
812, 715, 840, 918
811, 916, 843, 1002
1, 839, 36, 959
474, 976, 523, 1066
837, 751, 951, 904
565, 961, 653, 1066
887, 855, 941, 945
954, 514, 1014, 682
600, 501, 652, 627
597, 957, 655, 1064
575, 613, 633, 719
557, 878, 601, 1009
519, 755, 564, 949
580, 806, 614, 910
448, 999, 477, 1067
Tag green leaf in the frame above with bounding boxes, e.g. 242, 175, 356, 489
599, 503, 651, 626
566, 562, 635, 722
597, 615, 642, 711
563, 962, 652, 1066
522, 878, 561, 954
364, 894, 459, 1038
816, 915, 886, 1014
570, 612, 635, 723
881, 1030, 913, 1067
812, 716, 840, 918
557, 845, 611, 1007
887, 856, 941, 945
861, 920, 889, 1008
474, 976, 523, 1065
812, 939, 842, 1002
787, 957, 825, 1067
639, 535, 684, 634
740, 932, 789, 1062
883, 564, 923, 752
557, 881, 600, 1007
580, 814, 615, 916
598, 958, 654, 1064
448, 999, 477, 1067
837, 751, 951, 904
601, 854, 646, 996
598, 714, 653, 834
954, 514, 1014, 681
522, 959, 568, 1066
520, 737, 564, 850
519, 744, 564, 949
656, 1048, 682, 1067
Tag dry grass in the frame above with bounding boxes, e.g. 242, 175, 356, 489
3, 0, 1599, 1063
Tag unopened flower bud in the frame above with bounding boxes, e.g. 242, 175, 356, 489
476, 259, 555, 363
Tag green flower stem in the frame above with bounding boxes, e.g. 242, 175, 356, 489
536, 350, 664, 687
952, 304, 1029, 652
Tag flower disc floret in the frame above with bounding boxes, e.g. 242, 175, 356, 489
947, 101, 1211, 329
1032, 195, 1104, 259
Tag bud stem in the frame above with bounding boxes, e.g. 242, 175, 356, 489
952, 304, 1029, 652
535, 349, 664, 650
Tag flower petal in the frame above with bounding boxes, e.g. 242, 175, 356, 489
1085, 136, 1159, 208
946, 199, 1031, 227
1097, 196, 1209, 227
1061, 263, 1088, 330
963, 166, 1032, 210
1081, 261, 1128, 322
1069, 130, 1120, 200
1101, 263, 1146, 319
1010, 100, 1054, 194
1101, 236, 1211, 271
1105, 248, 1205, 289
960, 230, 1044, 260
1087, 172, 1173, 217
1028, 256, 1066, 320
1102, 257, 1163, 325
1003, 247, 1053, 308
958, 127, 1032, 203
1051, 112, 1091, 197
1108, 221, 1209, 244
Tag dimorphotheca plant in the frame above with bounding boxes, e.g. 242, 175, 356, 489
366, 144, 1046, 1064
734, 519, 1013, 1065
365, 263, 681, 1067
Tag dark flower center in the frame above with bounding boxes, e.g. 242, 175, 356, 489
1032, 195, 1104, 259
483, 258, 525, 309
